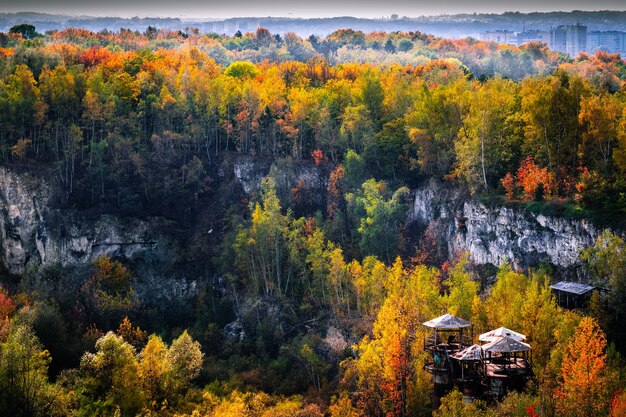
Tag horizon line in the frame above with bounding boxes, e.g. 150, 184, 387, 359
2, 9, 626, 21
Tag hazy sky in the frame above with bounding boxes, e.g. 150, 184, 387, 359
1, 0, 626, 19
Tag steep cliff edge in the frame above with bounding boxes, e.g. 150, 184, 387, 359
0, 167, 172, 276
408, 179, 605, 275
0, 166, 611, 279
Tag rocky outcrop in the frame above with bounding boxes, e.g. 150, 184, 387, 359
457, 203, 598, 269
232, 156, 326, 202
0, 167, 171, 275
232, 156, 272, 194
408, 179, 605, 274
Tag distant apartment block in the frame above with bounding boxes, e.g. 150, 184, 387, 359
549, 26, 568, 53
587, 31, 626, 54
550, 23, 587, 56
210, 21, 224, 33
479, 30, 517, 45
566, 23, 587, 56
516, 30, 550, 46
202, 19, 260, 35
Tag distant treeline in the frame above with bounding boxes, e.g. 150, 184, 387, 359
2, 10, 626, 37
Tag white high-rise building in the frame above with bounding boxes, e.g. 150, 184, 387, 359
550, 24, 587, 56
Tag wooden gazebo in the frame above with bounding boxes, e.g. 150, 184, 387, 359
423, 314, 473, 391
450, 344, 484, 382
423, 313, 473, 351
481, 335, 533, 397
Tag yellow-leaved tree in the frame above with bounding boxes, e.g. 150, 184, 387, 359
347, 259, 440, 417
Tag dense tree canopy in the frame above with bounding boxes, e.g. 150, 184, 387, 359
0, 25, 623, 220
1, 24, 626, 417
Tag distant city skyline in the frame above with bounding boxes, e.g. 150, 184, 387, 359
479, 23, 626, 56
2, 0, 626, 19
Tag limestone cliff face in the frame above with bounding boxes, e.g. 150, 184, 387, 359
0, 158, 324, 277
409, 179, 604, 274
0, 167, 170, 275
0, 166, 609, 279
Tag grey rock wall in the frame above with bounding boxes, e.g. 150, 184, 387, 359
409, 178, 604, 273
0, 166, 609, 279
0, 167, 170, 275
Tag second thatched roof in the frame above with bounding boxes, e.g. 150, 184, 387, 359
479, 327, 526, 343
482, 336, 531, 353
423, 313, 472, 329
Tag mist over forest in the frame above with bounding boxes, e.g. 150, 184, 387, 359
2, 10, 626, 37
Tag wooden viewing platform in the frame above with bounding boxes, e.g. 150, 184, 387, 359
484, 357, 532, 378
423, 314, 533, 401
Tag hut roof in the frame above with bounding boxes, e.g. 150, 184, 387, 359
451, 344, 484, 361
482, 336, 531, 353
479, 327, 526, 342
423, 313, 472, 329
550, 281, 595, 295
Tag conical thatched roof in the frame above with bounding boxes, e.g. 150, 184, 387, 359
451, 344, 484, 361
422, 313, 472, 329
479, 327, 526, 343
482, 336, 531, 353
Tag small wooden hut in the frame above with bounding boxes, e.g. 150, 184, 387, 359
422, 316, 535, 402
550, 281, 595, 309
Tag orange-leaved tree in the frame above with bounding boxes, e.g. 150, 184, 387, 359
557, 316, 614, 417
516, 156, 556, 200
350, 260, 439, 417
610, 389, 626, 417
0, 287, 16, 342
501, 172, 516, 199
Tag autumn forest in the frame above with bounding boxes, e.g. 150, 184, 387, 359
0, 21, 626, 417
